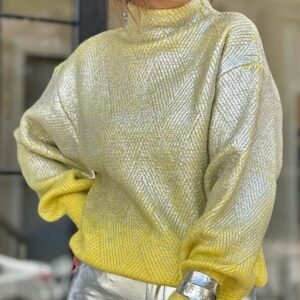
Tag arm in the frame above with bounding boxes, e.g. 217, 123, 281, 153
13, 64, 95, 229
169, 16, 283, 300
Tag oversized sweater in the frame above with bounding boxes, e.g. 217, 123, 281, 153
13, 0, 283, 299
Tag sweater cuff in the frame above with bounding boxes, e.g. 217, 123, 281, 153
38, 192, 87, 229
168, 291, 187, 300
182, 267, 254, 300
168, 289, 243, 300
61, 192, 87, 229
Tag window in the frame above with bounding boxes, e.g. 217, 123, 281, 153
0, 0, 107, 260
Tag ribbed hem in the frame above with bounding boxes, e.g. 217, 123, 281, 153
69, 226, 182, 287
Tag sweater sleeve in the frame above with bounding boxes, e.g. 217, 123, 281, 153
13, 64, 95, 229
169, 16, 283, 300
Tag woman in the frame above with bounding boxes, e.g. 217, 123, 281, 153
13, 0, 283, 299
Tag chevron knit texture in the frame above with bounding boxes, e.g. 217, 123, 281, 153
13, 0, 283, 299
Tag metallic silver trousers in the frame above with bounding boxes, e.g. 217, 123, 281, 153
66, 261, 257, 300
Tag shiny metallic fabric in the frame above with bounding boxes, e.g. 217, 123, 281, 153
67, 261, 177, 300
67, 261, 257, 300
13, 0, 283, 297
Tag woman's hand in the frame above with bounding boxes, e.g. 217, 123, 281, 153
72, 255, 80, 273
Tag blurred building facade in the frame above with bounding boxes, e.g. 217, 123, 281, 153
0, 0, 299, 299
0, 0, 107, 260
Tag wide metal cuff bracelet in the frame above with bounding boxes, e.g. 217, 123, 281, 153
176, 270, 219, 298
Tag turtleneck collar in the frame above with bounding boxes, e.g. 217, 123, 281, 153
122, 0, 216, 41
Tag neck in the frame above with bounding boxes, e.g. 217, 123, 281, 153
123, 0, 216, 42
133, 0, 192, 9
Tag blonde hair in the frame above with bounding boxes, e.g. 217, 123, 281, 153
110, 0, 213, 27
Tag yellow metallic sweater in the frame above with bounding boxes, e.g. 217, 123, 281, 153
13, 0, 283, 299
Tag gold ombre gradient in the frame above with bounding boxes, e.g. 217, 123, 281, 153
13, 0, 283, 299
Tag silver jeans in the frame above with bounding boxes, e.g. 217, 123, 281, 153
66, 261, 257, 300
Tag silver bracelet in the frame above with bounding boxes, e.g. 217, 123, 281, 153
176, 270, 219, 299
